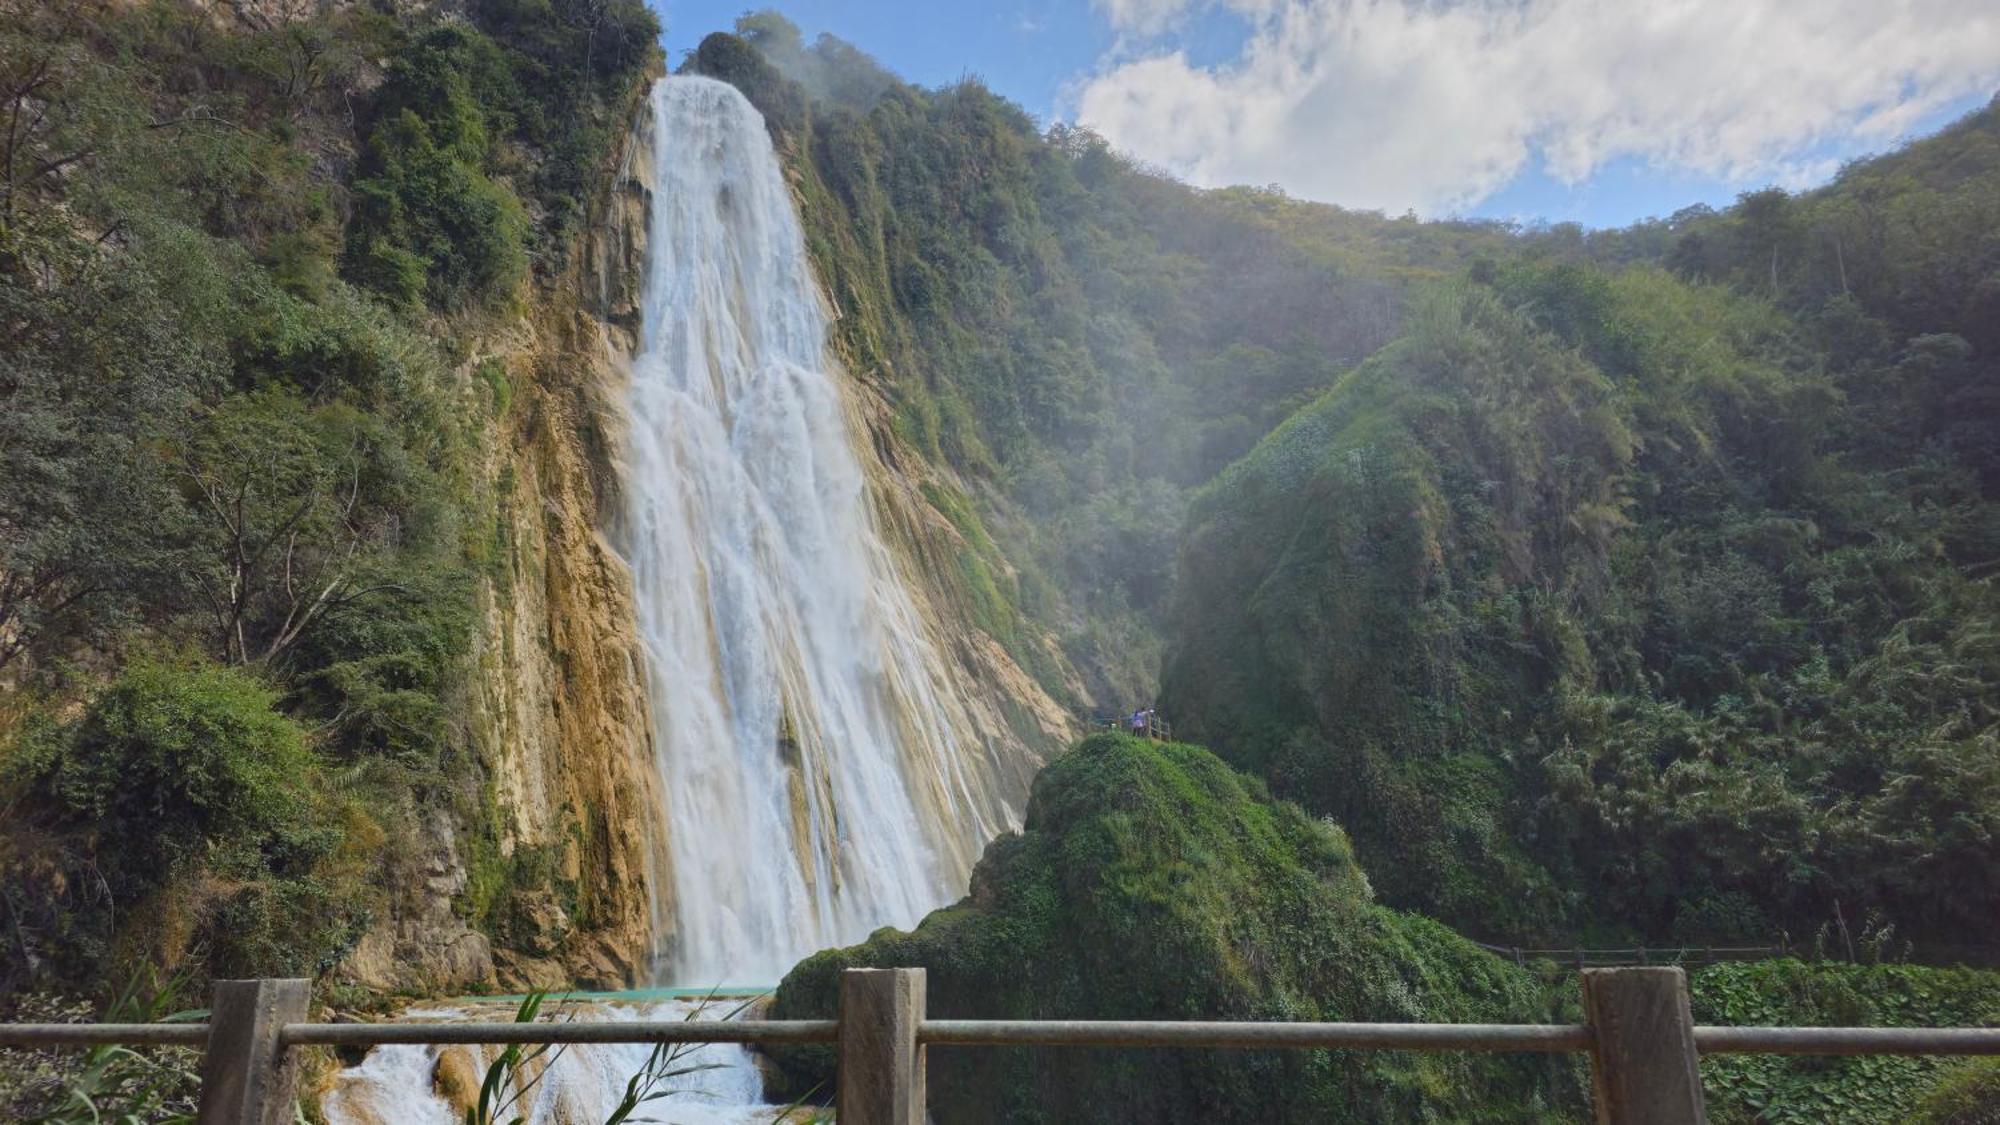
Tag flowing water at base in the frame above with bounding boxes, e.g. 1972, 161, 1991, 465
323, 1000, 780, 1125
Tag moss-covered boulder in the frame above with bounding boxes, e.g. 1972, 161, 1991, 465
768, 733, 1582, 1122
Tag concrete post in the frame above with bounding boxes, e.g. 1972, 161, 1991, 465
1582, 967, 1708, 1125
838, 968, 926, 1125
198, 978, 309, 1125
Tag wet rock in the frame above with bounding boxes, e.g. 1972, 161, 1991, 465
434, 1046, 483, 1117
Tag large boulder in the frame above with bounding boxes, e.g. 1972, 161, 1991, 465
768, 733, 1583, 1122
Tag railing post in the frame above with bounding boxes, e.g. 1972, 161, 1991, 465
838, 968, 926, 1125
198, 978, 309, 1125
1582, 967, 1708, 1125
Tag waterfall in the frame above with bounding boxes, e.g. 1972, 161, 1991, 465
624, 74, 1010, 986
327, 73, 1032, 1123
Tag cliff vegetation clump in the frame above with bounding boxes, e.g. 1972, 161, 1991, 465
770, 733, 1584, 1123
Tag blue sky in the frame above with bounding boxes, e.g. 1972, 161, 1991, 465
653, 1, 2000, 229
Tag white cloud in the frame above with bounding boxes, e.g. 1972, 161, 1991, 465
1094, 0, 1201, 36
1072, 0, 2000, 214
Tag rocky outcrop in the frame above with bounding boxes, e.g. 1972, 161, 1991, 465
337, 93, 666, 995
339, 816, 496, 995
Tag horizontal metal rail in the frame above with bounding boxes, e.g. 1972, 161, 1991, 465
1695, 1026, 2000, 1056
18, 969, 1995, 1124
279, 1019, 838, 1046
1475, 945, 1780, 957
0, 1023, 211, 1047
921, 1019, 1592, 1051
9, 1019, 1998, 1056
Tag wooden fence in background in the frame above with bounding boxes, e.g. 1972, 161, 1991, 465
1470, 941, 1785, 968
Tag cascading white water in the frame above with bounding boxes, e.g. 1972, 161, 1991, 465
624, 74, 1008, 986
323, 1000, 773, 1125
327, 73, 1031, 1124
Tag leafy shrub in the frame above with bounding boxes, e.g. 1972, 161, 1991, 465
348, 105, 527, 308
3, 658, 359, 978
1691, 961, 2000, 1124
13, 659, 327, 883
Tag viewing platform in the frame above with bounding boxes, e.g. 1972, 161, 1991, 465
1095, 710, 1174, 741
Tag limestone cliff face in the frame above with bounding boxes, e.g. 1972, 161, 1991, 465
458, 97, 669, 990
341, 96, 666, 995
843, 352, 1082, 800
341, 88, 1079, 995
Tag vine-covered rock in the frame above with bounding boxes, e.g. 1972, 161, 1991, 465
769, 733, 1583, 1123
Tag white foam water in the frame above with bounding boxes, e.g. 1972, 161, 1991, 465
623, 74, 1007, 986
326, 71, 1028, 1124
321, 1001, 778, 1125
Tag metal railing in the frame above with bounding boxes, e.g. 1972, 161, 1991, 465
1470, 940, 1785, 967
4, 967, 1997, 1124
1094, 712, 1174, 741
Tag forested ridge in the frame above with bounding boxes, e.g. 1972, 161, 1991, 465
1163, 120, 2000, 953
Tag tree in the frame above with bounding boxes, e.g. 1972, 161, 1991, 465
180, 390, 410, 670
0, 232, 210, 671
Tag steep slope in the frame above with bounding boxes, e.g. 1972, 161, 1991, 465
0, 0, 670, 994
1163, 265, 2000, 949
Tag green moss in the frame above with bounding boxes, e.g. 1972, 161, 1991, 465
770, 733, 1582, 1122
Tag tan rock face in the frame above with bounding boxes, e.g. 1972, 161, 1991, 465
432, 1046, 483, 1117
459, 95, 670, 990
341, 83, 1080, 996
339, 815, 497, 996
338, 91, 667, 996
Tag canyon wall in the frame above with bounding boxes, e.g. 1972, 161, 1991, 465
339, 86, 1076, 994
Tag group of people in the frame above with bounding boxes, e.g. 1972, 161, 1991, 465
1128, 707, 1157, 737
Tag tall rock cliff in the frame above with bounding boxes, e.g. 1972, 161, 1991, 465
341, 80, 1078, 993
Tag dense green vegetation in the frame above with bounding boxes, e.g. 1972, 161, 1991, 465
0, 0, 656, 995
1154, 103, 2000, 952
1908, 1058, 2000, 1125
8, 658, 354, 979
1690, 960, 2000, 1124
770, 733, 1583, 1123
